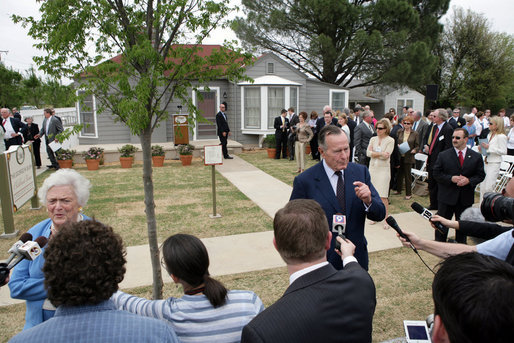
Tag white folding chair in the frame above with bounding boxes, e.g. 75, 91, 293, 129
411, 153, 428, 189
493, 155, 514, 193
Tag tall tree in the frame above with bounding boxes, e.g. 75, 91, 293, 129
23, 67, 44, 108
0, 63, 23, 108
432, 7, 514, 109
233, 0, 449, 88
43, 79, 75, 108
14, 0, 251, 298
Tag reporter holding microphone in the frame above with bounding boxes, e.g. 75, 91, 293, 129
9, 169, 92, 329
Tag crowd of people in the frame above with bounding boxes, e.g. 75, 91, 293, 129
1, 107, 63, 169
3, 103, 514, 342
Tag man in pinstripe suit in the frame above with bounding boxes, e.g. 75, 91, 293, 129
241, 199, 376, 343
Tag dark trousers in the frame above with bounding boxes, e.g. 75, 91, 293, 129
287, 133, 296, 160
427, 167, 438, 210
275, 131, 288, 158
397, 160, 413, 196
46, 138, 58, 167
32, 140, 42, 167
436, 202, 469, 243
5, 136, 22, 149
310, 133, 319, 160
219, 134, 228, 157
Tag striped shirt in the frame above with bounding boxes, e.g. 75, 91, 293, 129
112, 290, 264, 343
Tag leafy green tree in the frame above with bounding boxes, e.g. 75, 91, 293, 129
433, 7, 514, 110
14, 0, 251, 298
0, 63, 23, 108
23, 67, 44, 108
44, 79, 75, 108
233, 0, 449, 89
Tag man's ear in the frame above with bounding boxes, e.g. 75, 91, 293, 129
325, 231, 332, 251
431, 314, 449, 343
273, 237, 278, 252
170, 274, 179, 284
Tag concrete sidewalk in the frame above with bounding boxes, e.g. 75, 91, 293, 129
0, 155, 437, 306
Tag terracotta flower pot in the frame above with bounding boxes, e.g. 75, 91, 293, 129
152, 155, 165, 167
86, 159, 100, 171
179, 154, 192, 166
305, 145, 311, 155
57, 160, 73, 169
267, 148, 276, 158
120, 156, 134, 168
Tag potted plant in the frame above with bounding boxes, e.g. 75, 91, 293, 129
55, 149, 76, 169
177, 144, 194, 166
118, 144, 138, 168
263, 134, 276, 159
83, 147, 104, 170
151, 145, 165, 167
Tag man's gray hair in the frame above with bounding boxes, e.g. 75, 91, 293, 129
39, 169, 92, 206
362, 110, 372, 119
343, 107, 350, 115
437, 108, 449, 121
318, 125, 344, 150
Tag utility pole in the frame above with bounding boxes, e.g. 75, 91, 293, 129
0, 50, 9, 61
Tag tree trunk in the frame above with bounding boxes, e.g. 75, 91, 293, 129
140, 128, 163, 299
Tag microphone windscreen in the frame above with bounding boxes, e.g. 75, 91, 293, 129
459, 207, 485, 222
20, 233, 33, 243
385, 216, 397, 227
411, 202, 424, 214
35, 236, 48, 248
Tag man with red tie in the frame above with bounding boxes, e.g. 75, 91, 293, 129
433, 128, 485, 243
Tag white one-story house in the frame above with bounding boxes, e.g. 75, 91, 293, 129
75, 45, 424, 147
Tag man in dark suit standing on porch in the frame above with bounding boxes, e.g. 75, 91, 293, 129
215, 102, 233, 159
241, 199, 376, 343
274, 109, 289, 159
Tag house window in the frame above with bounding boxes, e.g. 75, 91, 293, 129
330, 90, 347, 112
266, 62, 274, 74
77, 91, 96, 136
290, 87, 298, 110
268, 87, 285, 129
397, 99, 414, 115
244, 87, 261, 129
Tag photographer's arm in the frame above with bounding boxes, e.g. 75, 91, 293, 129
398, 231, 476, 259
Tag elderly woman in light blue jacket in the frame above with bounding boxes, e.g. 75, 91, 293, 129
9, 169, 91, 329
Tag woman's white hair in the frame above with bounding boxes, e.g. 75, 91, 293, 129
39, 169, 92, 206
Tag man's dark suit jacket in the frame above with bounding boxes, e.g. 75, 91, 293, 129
448, 116, 466, 129
290, 162, 385, 270
241, 263, 376, 343
215, 111, 230, 137
427, 122, 453, 170
273, 116, 289, 139
433, 148, 485, 208
354, 122, 374, 163
2, 117, 26, 146
414, 119, 429, 147
347, 118, 357, 160
315, 117, 338, 134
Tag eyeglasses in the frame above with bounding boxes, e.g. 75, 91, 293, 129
404, 122, 412, 125
452, 136, 463, 140
377, 127, 385, 130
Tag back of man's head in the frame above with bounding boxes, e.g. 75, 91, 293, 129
274, 199, 328, 264
432, 252, 514, 343
44, 220, 126, 307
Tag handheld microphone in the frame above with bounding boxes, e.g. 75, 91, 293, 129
385, 216, 417, 252
332, 214, 347, 251
8, 236, 48, 270
4, 233, 32, 265
410, 202, 446, 234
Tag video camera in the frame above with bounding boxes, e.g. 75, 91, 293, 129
481, 192, 514, 222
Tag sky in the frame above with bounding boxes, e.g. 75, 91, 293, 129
0, 0, 512, 82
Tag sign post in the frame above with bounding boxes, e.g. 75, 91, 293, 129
204, 145, 223, 219
0, 144, 39, 237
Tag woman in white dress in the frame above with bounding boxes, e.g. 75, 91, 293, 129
479, 116, 507, 200
367, 118, 395, 229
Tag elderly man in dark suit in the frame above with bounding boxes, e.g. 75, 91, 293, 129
354, 110, 375, 167
1, 108, 26, 149
241, 199, 376, 343
433, 128, 485, 243
35, 108, 63, 169
215, 102, 233, 159
448, 107, 466, 129
290, 125, 385, 270
423, 108, 453, 210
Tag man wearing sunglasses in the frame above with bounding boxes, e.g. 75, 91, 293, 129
432, 128, 485, 243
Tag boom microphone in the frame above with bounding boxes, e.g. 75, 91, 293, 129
4, 233, 32, 265
385, 216, 417, 252
411, 202, 446, 234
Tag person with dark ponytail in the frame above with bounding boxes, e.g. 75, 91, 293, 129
112, 234, 264, 342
